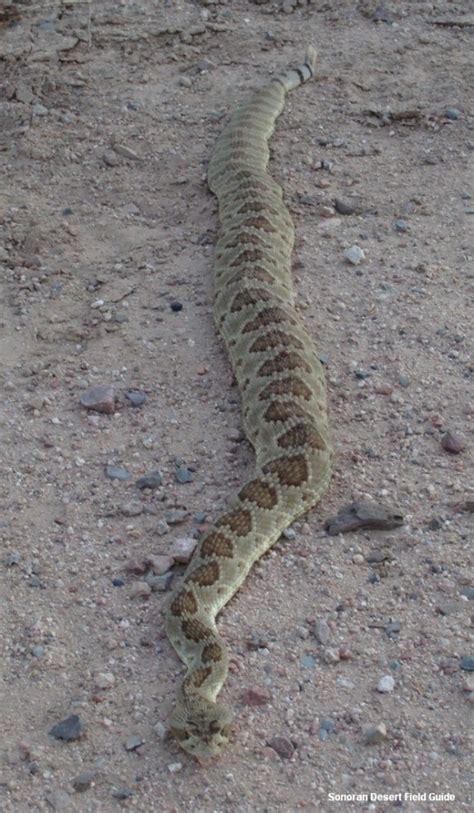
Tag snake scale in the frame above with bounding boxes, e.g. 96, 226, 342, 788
165, 46, 332, 761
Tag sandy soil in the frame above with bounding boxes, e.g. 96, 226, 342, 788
0, 1, 472, 811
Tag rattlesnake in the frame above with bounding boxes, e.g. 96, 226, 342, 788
165, 46, 332, 761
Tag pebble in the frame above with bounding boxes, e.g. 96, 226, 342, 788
103, 149, 120, 167
49, 714, 83, 742
460, 656, 474, 672
301, 654, 317, 669
129, 581, 152, 599
241, 686, 272, 706
126, 390, 147, 407
80, 383, 115, 414
72, 771, 96, 792
5, 550, 21, 566
313, 619, 330, 645
398, 374, 410, 387
334, 198, 355, 215
377, 675, 395, 693
112, 787, 134, 800
32, 103, 49, 117
146, 554, 174, 575
105, 465, 130, 481
385, 620, 401, 637
121, 501, 143, 517
461, 587, 474, 600
124, 734, 143, 751
170, 537, 197, 563
44, 790, 73, 810
170, 300, 183, 312
31, 645, 45, 658
167, 762, 183, 773
175, 465, 193, 483
144, 572, 173, 592
319, 718, 336, 740
445, 107, 462, 120
179, 76, 192, 88
112, 578, 124, 587
394, 219, 408, 232
344, 245, 365, 265
323, 648, 340, 665
363, 722, 388, 744
441, 431, 465, 454
336, 676, 355, 690
267, 736, 294, 759
136, 470, 163, 489
95, 672, 115, 689
165, 509, 189, 524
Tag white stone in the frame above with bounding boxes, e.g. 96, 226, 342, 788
344, 245, 365, 265
377, 675, 395, 693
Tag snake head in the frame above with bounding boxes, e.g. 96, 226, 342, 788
169, 698, 233, 761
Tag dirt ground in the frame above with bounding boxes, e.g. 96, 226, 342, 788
0, 1, 472, 811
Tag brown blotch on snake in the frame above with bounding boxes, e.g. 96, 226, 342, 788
239, 479, 278, 510
258, 376, 312, 402
200, 532, 234, 558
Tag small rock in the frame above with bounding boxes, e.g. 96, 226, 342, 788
461, 587, 474, 600
267, 736, 294, 759
31, 645, 45, 658
385, 620, 401, 637
377, 675, 395, 693
112, 787, 134, 800
112, 143, 141, 161
398, 374, 410, 387
32, 103, 49, 117
49, 715, 83, 742
164, 509, 189, 525
323, 648, 340, 665
170, 300, 183, 312
126, 390, 147, 407
441, 431, 465, 454
241, 686, 272, 706
319, 718, 336, 741
394, 219, 408, 233
445, 107, 462, 120
15, 83, 34, 104
80, 384, 115, 414
112, 578, 125, 587
72, 771, 96, 792
45, 790, 73, 810
313, 620, 330, 645
363, 722, 388, 744
146, 554, 174, 575
170, 537, 197, 563
136, 470, 163, 489
95, 672, 115, 690
179, 76, 192, 88
301, 654, 317, 669
144, 572, 174, 592
325, 500, 403, 535
121, 501, 143, 517
460, 656, 474, 672
175, 465, 193, 483
129, 581, 152, 599
124, 734, 143, 752
344, 245, 365, 265
4, 551, 21, 566
105, 465, 130, 481
334, 198, 355, 215
103, 150, 120, 167
167, 762, 183, 773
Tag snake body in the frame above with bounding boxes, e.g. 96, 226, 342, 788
165, 46, 332, 760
